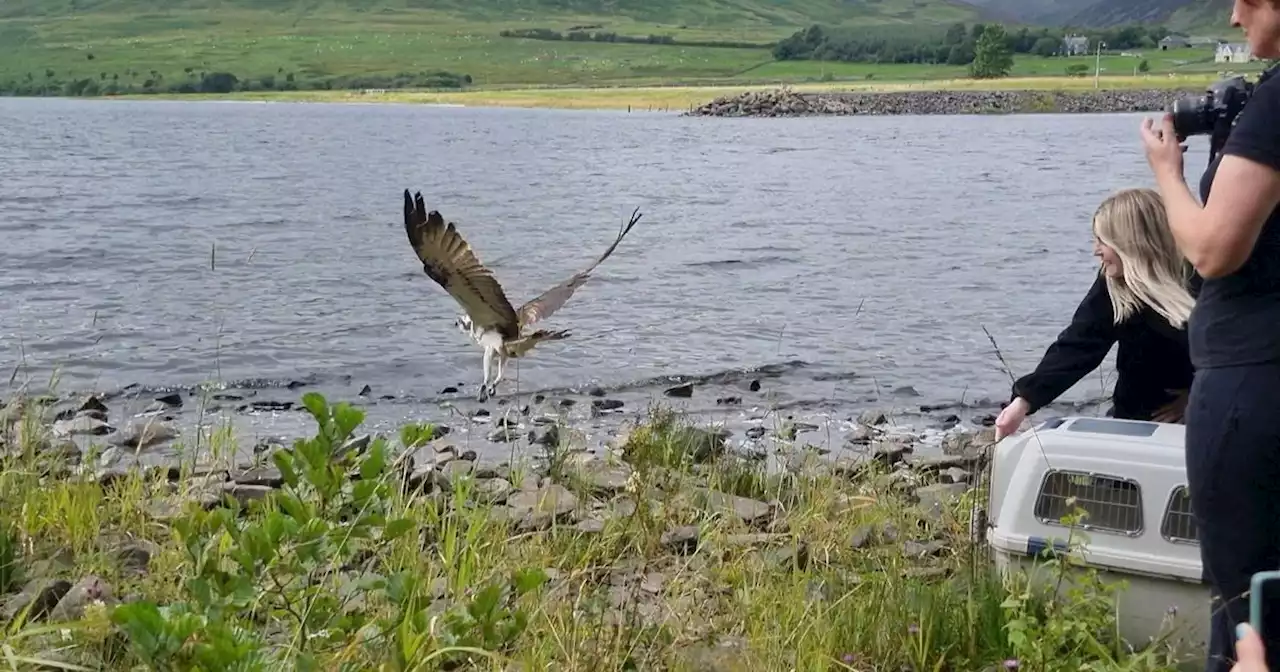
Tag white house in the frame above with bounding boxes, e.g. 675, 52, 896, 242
1063, 35, 1090, 56
1215, 42, 1254, 63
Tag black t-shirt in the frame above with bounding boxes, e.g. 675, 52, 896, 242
1192, 71, 1280, 369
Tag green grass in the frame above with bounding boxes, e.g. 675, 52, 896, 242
0, 0, 1265, 99
0, 3, 975, 90
0, 390, 1198, 670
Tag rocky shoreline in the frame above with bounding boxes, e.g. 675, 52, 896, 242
686, 86, 1202, 117
0, 385, 998, 500
0, 386, 1202, 670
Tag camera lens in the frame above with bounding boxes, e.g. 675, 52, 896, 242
1169, 93, 1211, 138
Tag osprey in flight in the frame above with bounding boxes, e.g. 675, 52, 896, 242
402, 190, 643, 402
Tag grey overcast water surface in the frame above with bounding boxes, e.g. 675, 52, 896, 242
0, 97, 1208, 438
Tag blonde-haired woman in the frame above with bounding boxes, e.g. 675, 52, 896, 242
995, 187, 1200, 439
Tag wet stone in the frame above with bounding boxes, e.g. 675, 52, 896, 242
664, 383, 694, 398
871, 440, 910, 465
155, 393, 183, 408
489, 427, 521, 443
592, 399, 624, 412
846, 425, 875, 444
859, 410, 888, 426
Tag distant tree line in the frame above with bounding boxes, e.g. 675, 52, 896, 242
0, 67, 474, 97
772, 22, 1172, 66
498, 27, 771, 50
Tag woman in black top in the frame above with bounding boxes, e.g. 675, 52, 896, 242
995, 187, 1199, 440
1140, 4, 1280, 670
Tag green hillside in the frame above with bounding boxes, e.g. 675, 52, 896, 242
0, 0, 983, 25
0, 0, 996, 94
1061, 0, 1231, 31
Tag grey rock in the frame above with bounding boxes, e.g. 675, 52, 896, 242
574, 518, 606, 534
572, 461, 632, 495
234, 466, 283, 487
902, 540, 949, 559
850, 524, 875, 549
858, 410, 888, 426
846, 425, 875, 444
114, 541, 157, 575
52, 415, 113, 437
474, 477, 513, 505
698, 488, 771, 524
48, 575, 115, 621
507, 484, 579, 529
907, 454, 980, 472
1, 579, 73, 622
687, 86, 1199, 118
914, 482, 969, 519
661, 525, 700, 554
108, 420, 177, 449
222, 483, 274, 507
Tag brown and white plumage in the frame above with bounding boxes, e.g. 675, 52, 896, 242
402, 189, 642, 401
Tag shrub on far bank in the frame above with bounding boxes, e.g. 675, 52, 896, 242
0, 69, 474, 98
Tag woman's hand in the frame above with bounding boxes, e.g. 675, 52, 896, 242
995, 397, 1031, 440
1152, 388, 1190, 423
1140, 113, 1187, 181
1231, 622, 1270, 672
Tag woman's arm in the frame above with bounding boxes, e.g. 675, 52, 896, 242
1011, 274, 1119, 414
1147, 80, 1280, 279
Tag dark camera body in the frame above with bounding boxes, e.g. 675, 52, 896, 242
1167, 75, 1254, 141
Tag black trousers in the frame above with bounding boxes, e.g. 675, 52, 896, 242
1184, 363, 1280, 672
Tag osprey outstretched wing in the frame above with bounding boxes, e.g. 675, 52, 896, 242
516, 206, 643, 328
403, 190, 521, 340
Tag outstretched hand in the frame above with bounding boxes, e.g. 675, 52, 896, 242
1140, 113, 1187, 180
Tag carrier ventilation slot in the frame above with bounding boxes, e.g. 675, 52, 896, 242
1033, 470, 1143, 536
1160, 485, 1198, 544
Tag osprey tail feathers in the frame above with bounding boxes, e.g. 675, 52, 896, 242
504, 329, 571, 358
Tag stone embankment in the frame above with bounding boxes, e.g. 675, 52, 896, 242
687, 86, 1202, 117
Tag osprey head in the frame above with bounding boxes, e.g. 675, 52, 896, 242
455, 314, 473, 334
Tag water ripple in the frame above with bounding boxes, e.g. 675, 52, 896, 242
0, 99, 1207, 409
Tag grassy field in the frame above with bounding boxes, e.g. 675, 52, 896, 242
0, 2, 1263, 94
0, 390, 1198, 670
0, 2, 973, 88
